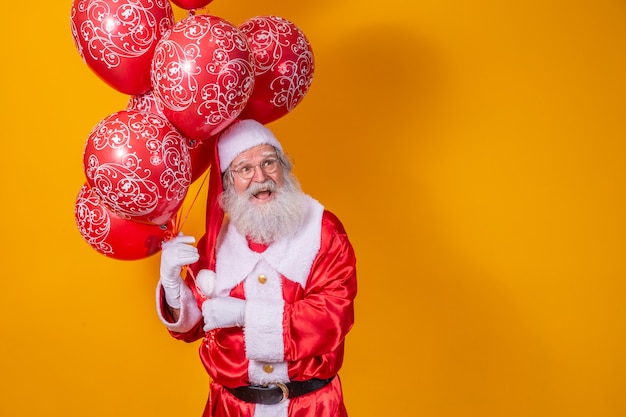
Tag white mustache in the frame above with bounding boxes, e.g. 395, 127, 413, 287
245, 179, 277, 197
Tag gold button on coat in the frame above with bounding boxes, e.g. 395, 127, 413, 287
263, 364, 274, 373
258, 274, 268, 284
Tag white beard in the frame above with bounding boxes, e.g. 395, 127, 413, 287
219, 173, 306, 244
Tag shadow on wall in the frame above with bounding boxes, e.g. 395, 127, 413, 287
293, 22, 448, 230
296, 22, 553, 415
304, 22, 447, 164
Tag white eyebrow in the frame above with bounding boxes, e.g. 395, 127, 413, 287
231, 150, 277, 168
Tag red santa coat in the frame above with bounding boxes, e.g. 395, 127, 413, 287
157, 196, 357, 417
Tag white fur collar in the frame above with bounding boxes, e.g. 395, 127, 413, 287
215, 195, 323, 294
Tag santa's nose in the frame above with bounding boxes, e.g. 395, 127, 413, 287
251, 165, 268, 181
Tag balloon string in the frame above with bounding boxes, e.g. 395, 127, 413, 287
174, 169, 209, 235
183, 265, 197, 291
188, 266, 208, 300
168, 170, 209, 300
181, 258, 209, 301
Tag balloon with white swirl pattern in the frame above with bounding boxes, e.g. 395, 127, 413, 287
150, 14, 255, 141
83, 110, 191, 226
70, 0, 174, 95
127, 89, 166, 116
74, 183, 174, 260
237, 16, 315, 125
127, 90, 215, 183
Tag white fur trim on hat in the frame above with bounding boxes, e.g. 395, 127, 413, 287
218, 120, 283, 172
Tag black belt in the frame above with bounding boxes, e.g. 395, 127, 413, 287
225, 377, 335, 405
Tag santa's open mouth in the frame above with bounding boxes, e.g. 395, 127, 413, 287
253, 190, 273, 200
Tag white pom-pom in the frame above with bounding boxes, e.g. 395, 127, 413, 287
196, 269, 217, 298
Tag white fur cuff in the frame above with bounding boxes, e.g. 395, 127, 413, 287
155, 281, 202, 333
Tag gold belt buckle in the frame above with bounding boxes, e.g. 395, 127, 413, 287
274, 382, 289, 402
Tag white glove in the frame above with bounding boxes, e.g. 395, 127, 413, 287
202, 297, 246, 332
160, 233, 200, 309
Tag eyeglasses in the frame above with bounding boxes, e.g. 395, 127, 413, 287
231, 157, 280, 180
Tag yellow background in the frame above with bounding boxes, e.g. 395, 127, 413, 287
1, 1, 625, 416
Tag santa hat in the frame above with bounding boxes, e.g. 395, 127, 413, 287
217, 119, 283, 172
204, 119, 283, 268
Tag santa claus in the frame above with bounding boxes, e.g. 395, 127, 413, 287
156, 119, 357, 417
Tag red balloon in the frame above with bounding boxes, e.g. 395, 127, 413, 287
170, 0, 213, 9
127, 89, 165, 116
83, 110, 191, 225
238, 16, 315, 125
186, 135, 215, 183
74, 183, 174, 260
151, 14, 255, 141
70, 0, 175, 95
127, 91, 213, 183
